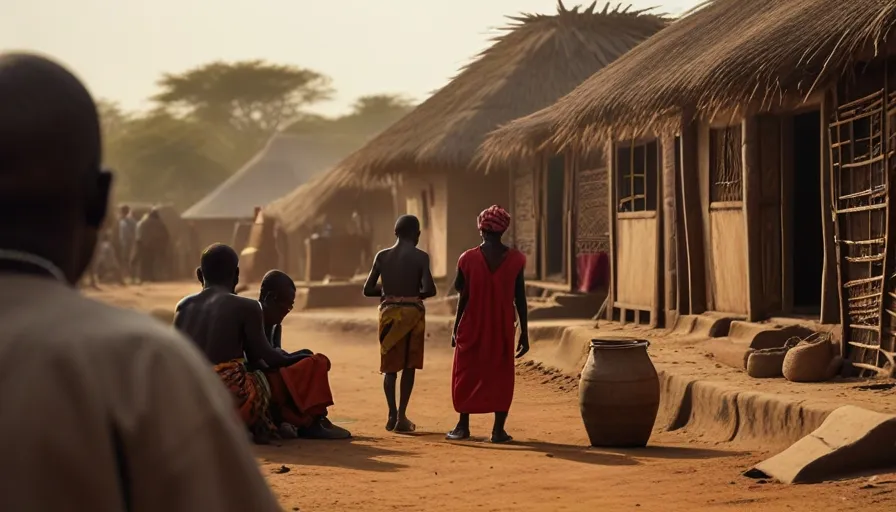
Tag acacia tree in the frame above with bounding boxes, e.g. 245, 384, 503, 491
152, 60, 334, 138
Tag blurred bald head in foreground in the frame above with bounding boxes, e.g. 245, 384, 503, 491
0, 52, 112, 283
0, 53, 281, 511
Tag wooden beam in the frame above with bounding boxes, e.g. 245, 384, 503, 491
743, 116, 763, 321
819, 90, 840, 324
680, 119, 707, 313
661, 134, 677, 327
652, 138, 664, 329
566, 152, 576, 292
606, 139, 617, 320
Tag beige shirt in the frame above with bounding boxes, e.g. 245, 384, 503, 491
0, 275, 281, 511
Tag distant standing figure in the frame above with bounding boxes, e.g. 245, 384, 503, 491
447, 205, 529, 444
92, 230, 125, 285
134, 207, 170, 282
118, 204, 137, 278
363, 215, 437, 433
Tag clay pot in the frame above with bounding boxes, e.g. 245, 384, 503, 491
579, 337, 660, 447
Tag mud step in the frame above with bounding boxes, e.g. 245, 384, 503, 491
672, 313, 744, 338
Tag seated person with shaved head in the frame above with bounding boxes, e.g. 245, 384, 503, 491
175, 244, 302, 443
257, 269, 350, 439
0, 52, 280, 510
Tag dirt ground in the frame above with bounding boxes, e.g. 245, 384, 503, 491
87, 283, 896, 512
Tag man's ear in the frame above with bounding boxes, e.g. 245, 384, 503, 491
196, 267, 203, 285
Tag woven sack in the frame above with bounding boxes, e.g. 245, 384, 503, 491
782, 333, 839, 383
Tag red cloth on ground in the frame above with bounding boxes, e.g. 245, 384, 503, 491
576, 251, 610, 293
452, 247, 526, 414
264, 353, 334, 427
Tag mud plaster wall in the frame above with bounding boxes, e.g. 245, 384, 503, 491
192, 218, 244, 254
615, 215, 657, 307
395, 175, 449, 278
447, 170, 510, 280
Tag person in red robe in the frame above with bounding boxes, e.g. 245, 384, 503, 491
258, 270, 351, 439
447, 205, 530, 443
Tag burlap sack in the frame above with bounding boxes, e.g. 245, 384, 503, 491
747, 347, 788, 378
782, 333, 840, 383
746, 338, 799, 379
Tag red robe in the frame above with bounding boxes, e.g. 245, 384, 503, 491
452, 247, 525, 414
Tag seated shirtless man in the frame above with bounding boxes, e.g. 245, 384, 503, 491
174, 244, 311, 444
258, 269, 350, 439
363, 215, 437, 433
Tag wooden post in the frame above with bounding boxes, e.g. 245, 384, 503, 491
606, 139, 617, 320
567, 151, 578, 293
743, 115, 763, 321
662, 134, 678, 327
679, 119, 707, 313
507, 163, 516, 248
653, 137, 665, 328
819, 91, 840, 324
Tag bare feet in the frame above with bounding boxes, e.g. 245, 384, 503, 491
393, 417, 416, 433
490, 430, 513, 444
386, 413, 398, 431
445, 428, 470, 441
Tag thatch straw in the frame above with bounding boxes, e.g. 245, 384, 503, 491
476, 104, 559, 170
339, 2, 666, 182
546, 0, 896, 149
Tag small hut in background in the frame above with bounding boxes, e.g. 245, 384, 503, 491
182, 133, 353, 251
336, 1, 663, 283
476, 4, 665, 300
259, 165, 394, 282
519, 0, 896, 375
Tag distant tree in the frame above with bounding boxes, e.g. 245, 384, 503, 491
286, 93, 415, 137
349, 94, 415, 118
109, 111, 231, 210
96, 100, 131, 142
152, 60, 334, 138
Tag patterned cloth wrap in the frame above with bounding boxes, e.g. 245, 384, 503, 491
214, 360, 277, 434
477, 205, 511, 233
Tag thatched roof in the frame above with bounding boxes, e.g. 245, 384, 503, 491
265, 164, 384, 233
544, 0, 896, 148
476, 106, 558, 169
338, 1, 666, 182
182, 133, 357, 220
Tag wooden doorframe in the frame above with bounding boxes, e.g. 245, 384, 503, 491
608, 137, 665, 327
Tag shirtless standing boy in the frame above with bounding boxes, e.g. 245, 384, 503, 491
363, 215, 437, 433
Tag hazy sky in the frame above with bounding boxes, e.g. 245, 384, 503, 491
3, 0, 698, 116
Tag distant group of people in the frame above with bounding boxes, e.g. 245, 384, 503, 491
87, 203, 172, 286
0, 52, 531, 510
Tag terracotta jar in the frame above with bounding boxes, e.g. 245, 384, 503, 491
579, 337, 660, 447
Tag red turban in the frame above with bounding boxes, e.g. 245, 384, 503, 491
478, 205, 511, 233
